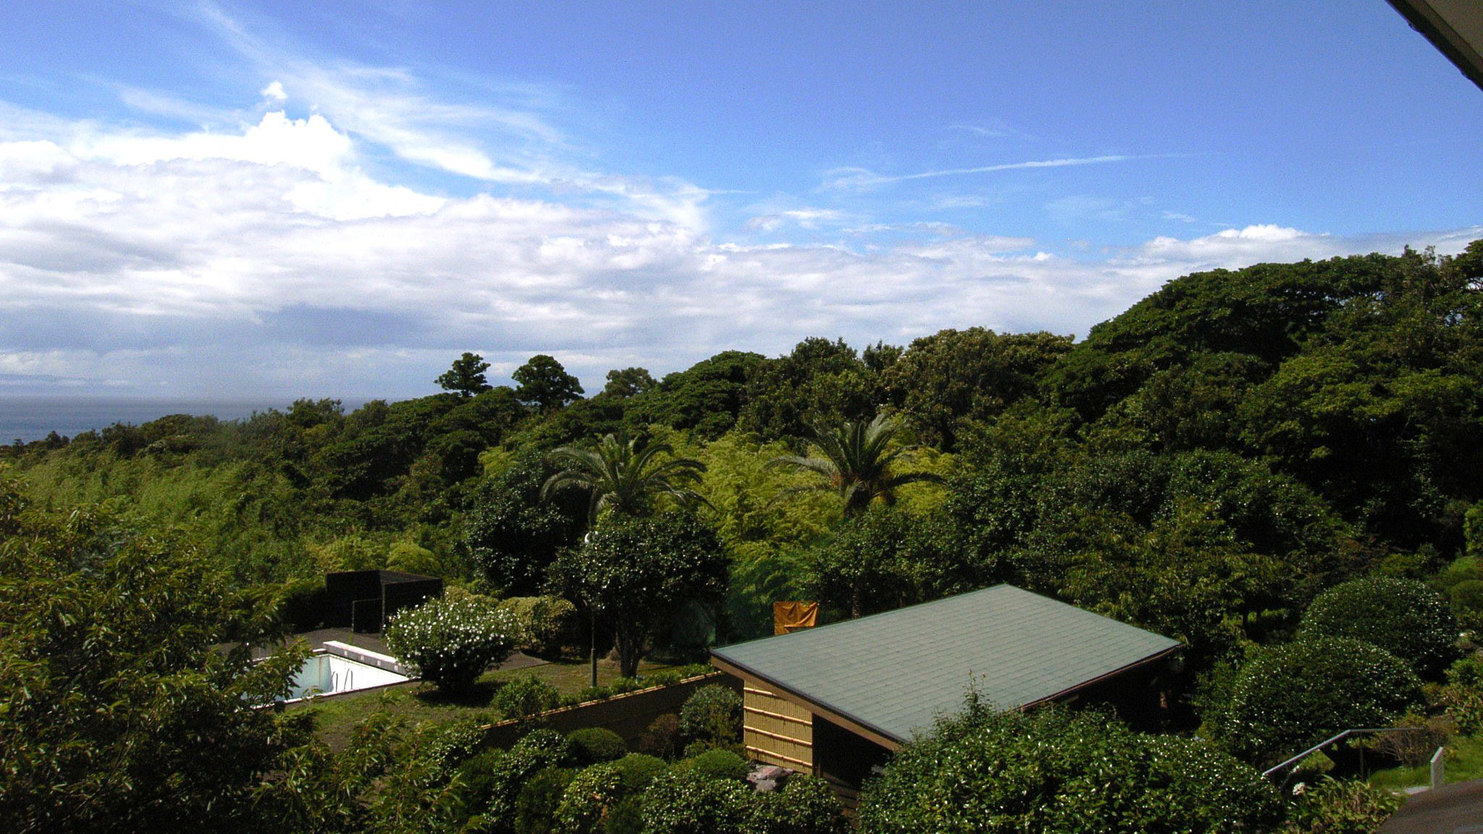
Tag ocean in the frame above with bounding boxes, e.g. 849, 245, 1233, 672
0, 398, 301, 444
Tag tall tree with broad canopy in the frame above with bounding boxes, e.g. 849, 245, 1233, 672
768, 412, 944, 519
514, 354, 584, 412
436, 351, 493, 397
541, 432, 708, 526
545, 513, 729, 677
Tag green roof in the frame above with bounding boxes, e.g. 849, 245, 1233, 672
711, 584, 1180, 745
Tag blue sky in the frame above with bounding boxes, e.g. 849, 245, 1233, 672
0, 1, 1480, 402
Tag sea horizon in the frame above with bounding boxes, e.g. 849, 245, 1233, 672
0, 396, 373, 445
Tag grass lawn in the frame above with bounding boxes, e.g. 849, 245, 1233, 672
294, 656, 688, 751
1368, 735, 1483, 790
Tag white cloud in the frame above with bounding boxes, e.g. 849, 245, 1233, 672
260, 80, 286, 101
822, 154, 1142, 191
1, 101, 1477, 401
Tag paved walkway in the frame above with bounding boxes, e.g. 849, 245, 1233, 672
1379, 778, 1483, 834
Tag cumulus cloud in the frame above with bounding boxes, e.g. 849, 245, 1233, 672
1, 100, 1477, 401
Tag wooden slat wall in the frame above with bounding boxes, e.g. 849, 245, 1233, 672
743, 684, 813, 771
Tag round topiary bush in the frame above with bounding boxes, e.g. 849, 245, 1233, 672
567, 727, 628, 766
677, 748, 750, 782
750, 773, 847, 834
1297, 576, 1458, 677
678, 684, 742, 749
1217, 636, 1423, 762
494, 674, 562, 721
383, 591, 520, 695
640, 768, 751, 834
553, 762, 623, 834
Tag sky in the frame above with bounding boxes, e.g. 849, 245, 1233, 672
0, 1, 1480, 403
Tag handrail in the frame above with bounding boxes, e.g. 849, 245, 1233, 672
1261, 727, 1430, 781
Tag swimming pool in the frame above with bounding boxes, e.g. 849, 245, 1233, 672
284, 642, 409, 702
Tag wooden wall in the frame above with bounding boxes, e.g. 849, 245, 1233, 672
743, 682, 814, 771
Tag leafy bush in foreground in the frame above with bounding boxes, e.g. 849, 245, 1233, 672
384, 591, 519, 694
857, 700, 1281, 834
1216, 636, 1423, 762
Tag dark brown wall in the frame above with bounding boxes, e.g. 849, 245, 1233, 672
481, 672, 742, 749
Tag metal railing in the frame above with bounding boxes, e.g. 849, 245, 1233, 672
1262, 726, 1431, 784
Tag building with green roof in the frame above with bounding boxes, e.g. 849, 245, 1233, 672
710, 584, 1181, 800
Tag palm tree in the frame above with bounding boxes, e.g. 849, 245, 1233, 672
768, 412, 944, 519
541, 432, 708, 526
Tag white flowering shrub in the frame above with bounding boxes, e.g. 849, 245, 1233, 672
383, 592, 519, 694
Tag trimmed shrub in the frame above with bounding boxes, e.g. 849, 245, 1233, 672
612, 753, 668, 792
497, 595, 581, 658
568, 727, 628, 766
678, 684, 742, 749
638, 714, 682, 759
750, 773, 847, 834
1217, 637, 1423, 762
1441, 654, 1483, 735
514, 767, 573, 834
478, 730, 571, 828
1298, 576, 1458, 677
676, 748, 749, 782
857, 700, 1281, 834
495, 674, 562, 721
639, 768, 751, 834
553, 762, 624, 834
384, 591, 519, 694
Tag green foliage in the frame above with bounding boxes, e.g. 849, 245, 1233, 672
515, 767, 574, 834
1441, 654, 1483, 735
1215, 637, 1423, 762
384, 591, 519, 695
542, 432, 708, 525
514, 354, 584, 412
568, 727, 629, 765
768, 412, 945, 520
438, 351, 494, 397
749, 774, 848, 834
623, 350, 766, 440
1298, 576, 1459, 677
546, 512, 729, 677
883, 327, 1073, 451
497, 595, 581, 658
465, 453, 584, 596
0, 489, 314, 832
603, 367, 659, 399
1280, 778, 1400, 834
495, 674, 564, 720
737, 337, 880, 441
676, 748, 749, 782
475, 730, 572, 830
802, 506, 972, 619
553, 762, 625, 834
678, 684, 742, 750
639, 768, 752, 834
856, 701, 1282, 834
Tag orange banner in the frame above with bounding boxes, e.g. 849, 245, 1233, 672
773, 601, 819, 635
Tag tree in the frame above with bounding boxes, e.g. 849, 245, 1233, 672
545, 513, 729, 677
514, 354, 584, 412
542, 432, 708, 526
602, 367, 658, 398
857, 699, 1281, 833
768, 412, 944, 519
0, 487, 313, 833
465, 453, 585, 595
437, 352, 493, 397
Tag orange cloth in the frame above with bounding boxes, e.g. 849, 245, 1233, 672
773, 601, 819, 635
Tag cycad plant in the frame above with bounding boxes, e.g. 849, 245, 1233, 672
768, 412, 944, 519
541, 432, 708, 526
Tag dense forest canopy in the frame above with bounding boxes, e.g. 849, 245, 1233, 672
5, 242, 1483, 831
